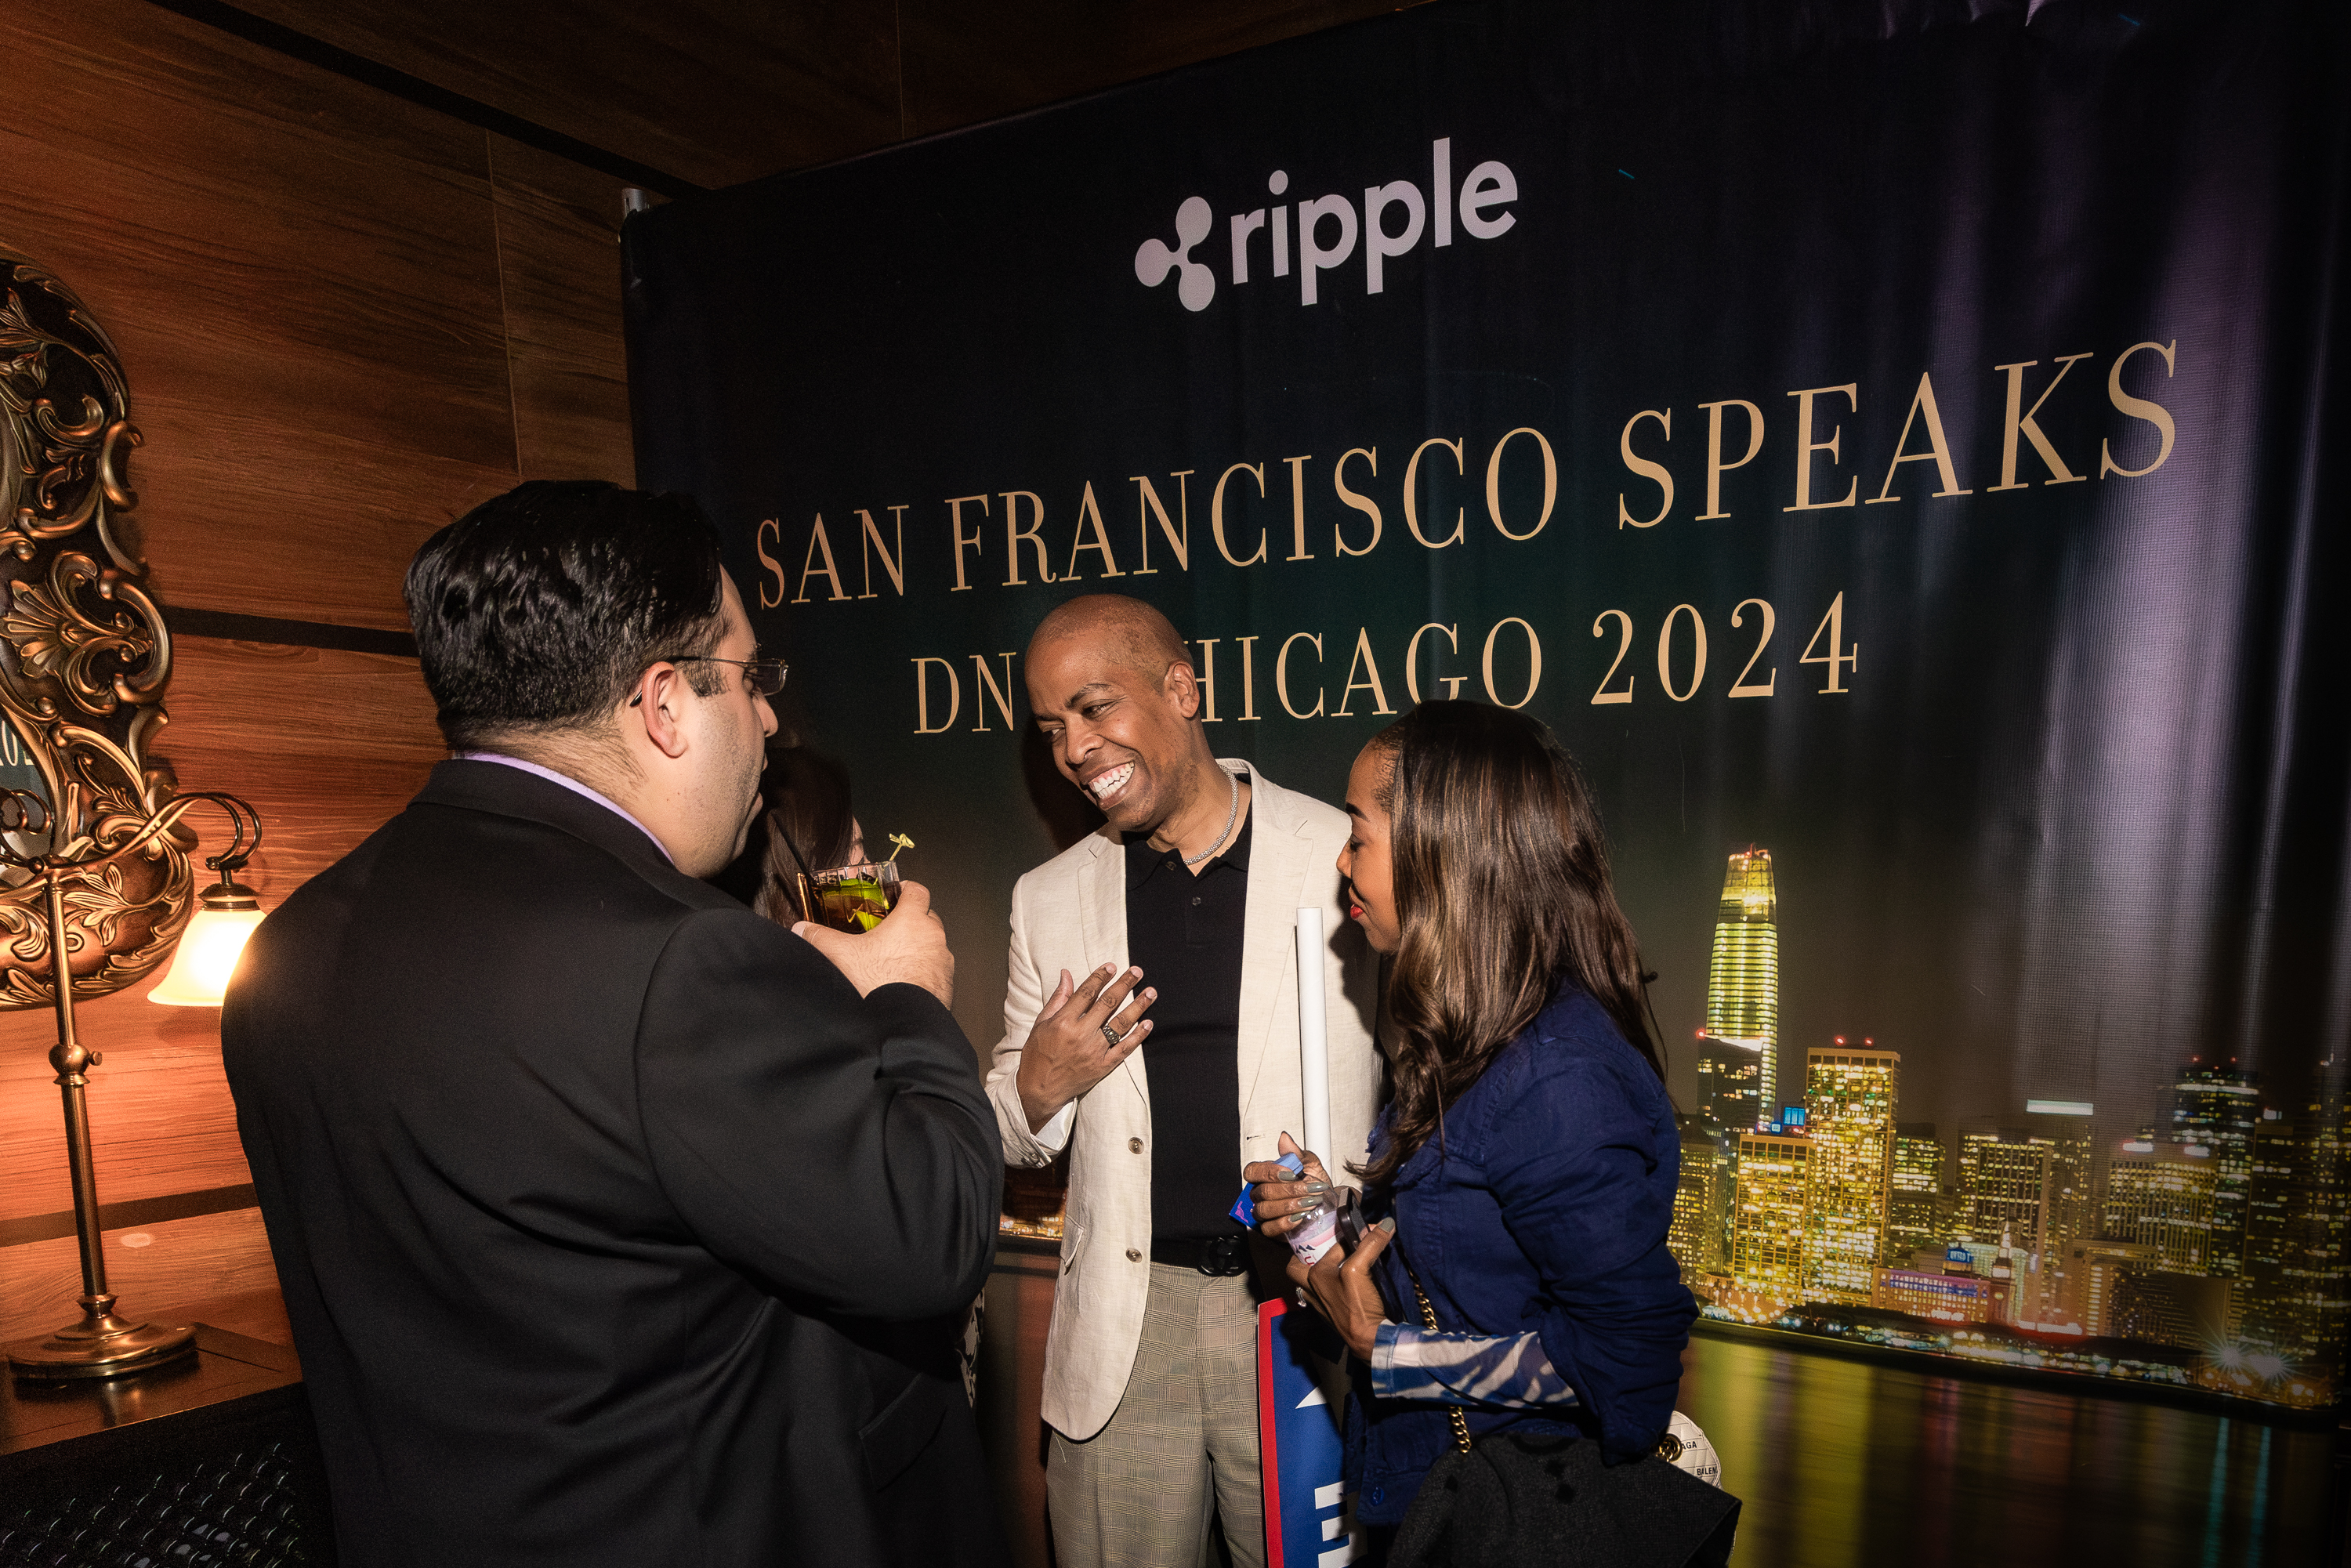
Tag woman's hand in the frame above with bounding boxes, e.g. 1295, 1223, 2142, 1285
1243, 1132, 1337, 1237
1288, 1215, 1395, 1360
1246, 1134, 1394, 1359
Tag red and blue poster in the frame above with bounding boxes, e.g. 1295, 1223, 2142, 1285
1258, 1300, 1357, 1566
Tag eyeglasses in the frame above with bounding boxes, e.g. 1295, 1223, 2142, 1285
666, 656, 789, 696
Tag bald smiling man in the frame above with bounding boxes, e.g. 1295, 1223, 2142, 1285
985, 594, 1382, 1567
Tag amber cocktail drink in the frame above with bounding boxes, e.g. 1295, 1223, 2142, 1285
799, 861, 900, 933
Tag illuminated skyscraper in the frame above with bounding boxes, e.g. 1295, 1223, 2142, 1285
2067, 1239, 2158, 1336
2163, 1063, 2258, 1277
1670, 1117, 1731, 1278
2288, 1091, 2351, 1374
2032, 1106, 2096, 1228
1889, 1123, 1944, 1264
1732, 1129, 1809, 1300
2241, 1108, 2302, 1320
2103, 1139, 2218, 1275
2241, 1089, 2351, 1368
1696, 1036, 1766, 1146
1959, 1128, 2053, 1249
2024, 1101, 2096, 1320
1802, 1044, 1899, 1305
1958, 1128, 2058, 1319
1701, 848, 1778, 1128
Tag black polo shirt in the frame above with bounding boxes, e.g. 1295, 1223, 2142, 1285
1125, 791, 1252, 1242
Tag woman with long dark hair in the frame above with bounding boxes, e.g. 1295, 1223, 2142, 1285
1248, 701, 1699, 1547
738, 746, 859, 924
707, 744, 861, 920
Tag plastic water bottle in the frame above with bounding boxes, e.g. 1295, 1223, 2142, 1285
1270, 1151, 1343, 1266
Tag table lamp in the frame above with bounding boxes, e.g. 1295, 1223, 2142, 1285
5, 791, 263, 1378
0, 243, 268, 1380
147, 856, 264, 1008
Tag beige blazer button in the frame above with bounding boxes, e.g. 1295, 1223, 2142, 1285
1128, 1137, 1144, 1153
1125, 1248, 1142, 1262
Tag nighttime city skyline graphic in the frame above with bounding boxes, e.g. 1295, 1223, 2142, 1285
625, 0, 2351, 1460
1669, 847, 2351, 1409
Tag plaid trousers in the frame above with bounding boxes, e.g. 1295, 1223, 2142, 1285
1047, 1262, 1266, 1568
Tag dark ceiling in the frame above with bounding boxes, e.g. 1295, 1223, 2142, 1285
226, 0, 1409, 190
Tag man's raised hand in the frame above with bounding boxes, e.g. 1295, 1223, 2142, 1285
1016, 964, 1155, 1133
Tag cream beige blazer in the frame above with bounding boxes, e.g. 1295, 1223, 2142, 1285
985, 762, 1382, 1441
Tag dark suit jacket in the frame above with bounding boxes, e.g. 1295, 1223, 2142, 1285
223, 759, 1006, 1566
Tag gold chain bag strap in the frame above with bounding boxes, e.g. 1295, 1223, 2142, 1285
1397, 1253, 1476, 1455
1395, 1251, 1683, 1465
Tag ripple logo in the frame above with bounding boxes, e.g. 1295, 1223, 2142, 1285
1132, 140, 1519, 313
1135, 196, 1216, 313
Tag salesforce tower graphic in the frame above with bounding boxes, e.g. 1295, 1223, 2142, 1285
1697, 847, 1780, 1138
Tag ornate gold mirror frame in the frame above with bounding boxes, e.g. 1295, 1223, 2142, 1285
0, 244, 193, 1006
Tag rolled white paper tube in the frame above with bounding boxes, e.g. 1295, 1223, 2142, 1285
1295, 905, 1331, 1164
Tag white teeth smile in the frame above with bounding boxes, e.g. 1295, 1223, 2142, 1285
1087, 763, 1136, 802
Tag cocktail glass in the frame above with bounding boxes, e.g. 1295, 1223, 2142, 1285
799, 860, 900, 933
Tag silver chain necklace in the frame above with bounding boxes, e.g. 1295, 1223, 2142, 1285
1179, 766, 1241, 867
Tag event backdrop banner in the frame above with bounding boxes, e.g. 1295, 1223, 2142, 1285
626, 0, 2350, 1410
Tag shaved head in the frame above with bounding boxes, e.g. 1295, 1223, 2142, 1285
1027, 594, 1190, 682
1024, 592, 1225, 840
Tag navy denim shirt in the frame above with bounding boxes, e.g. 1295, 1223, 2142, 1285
1346, 984, 1695, 1526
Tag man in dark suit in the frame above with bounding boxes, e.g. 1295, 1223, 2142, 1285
223, 480, 1005, 1566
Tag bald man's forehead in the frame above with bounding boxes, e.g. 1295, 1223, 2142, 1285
1029, 628, 1184, 684
1025, 631, 1176, 705
1030, 596, 1186, 657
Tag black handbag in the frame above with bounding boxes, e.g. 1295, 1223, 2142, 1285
1388, 1258, 1740, 1568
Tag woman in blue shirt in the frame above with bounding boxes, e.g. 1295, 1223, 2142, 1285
1248, 701, 1696, 1537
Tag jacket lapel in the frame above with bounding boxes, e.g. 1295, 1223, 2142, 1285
1235, 766, 1313, 1124
1072, 826, 1147, 1109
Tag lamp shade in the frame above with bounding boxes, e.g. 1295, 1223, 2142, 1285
147, 905, 265, 1006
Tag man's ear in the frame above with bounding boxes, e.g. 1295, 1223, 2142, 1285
626, 664, 694, 760
1164, 660, 1202, 720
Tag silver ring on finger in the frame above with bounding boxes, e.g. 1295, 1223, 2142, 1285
1100, 1021, 1124, 1048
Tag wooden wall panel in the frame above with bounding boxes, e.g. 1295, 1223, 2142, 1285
0, 1001, 241, 1227
491, 136, 637, 486
3, 0, 526, 633
154, 637, 444, 898
234, 0, 905, 189
0, 1207, 277, 1345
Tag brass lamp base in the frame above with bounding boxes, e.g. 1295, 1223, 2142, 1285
6, 1302, 197, 1379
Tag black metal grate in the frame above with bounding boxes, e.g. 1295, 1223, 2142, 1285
0, 1439, 319, 1567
